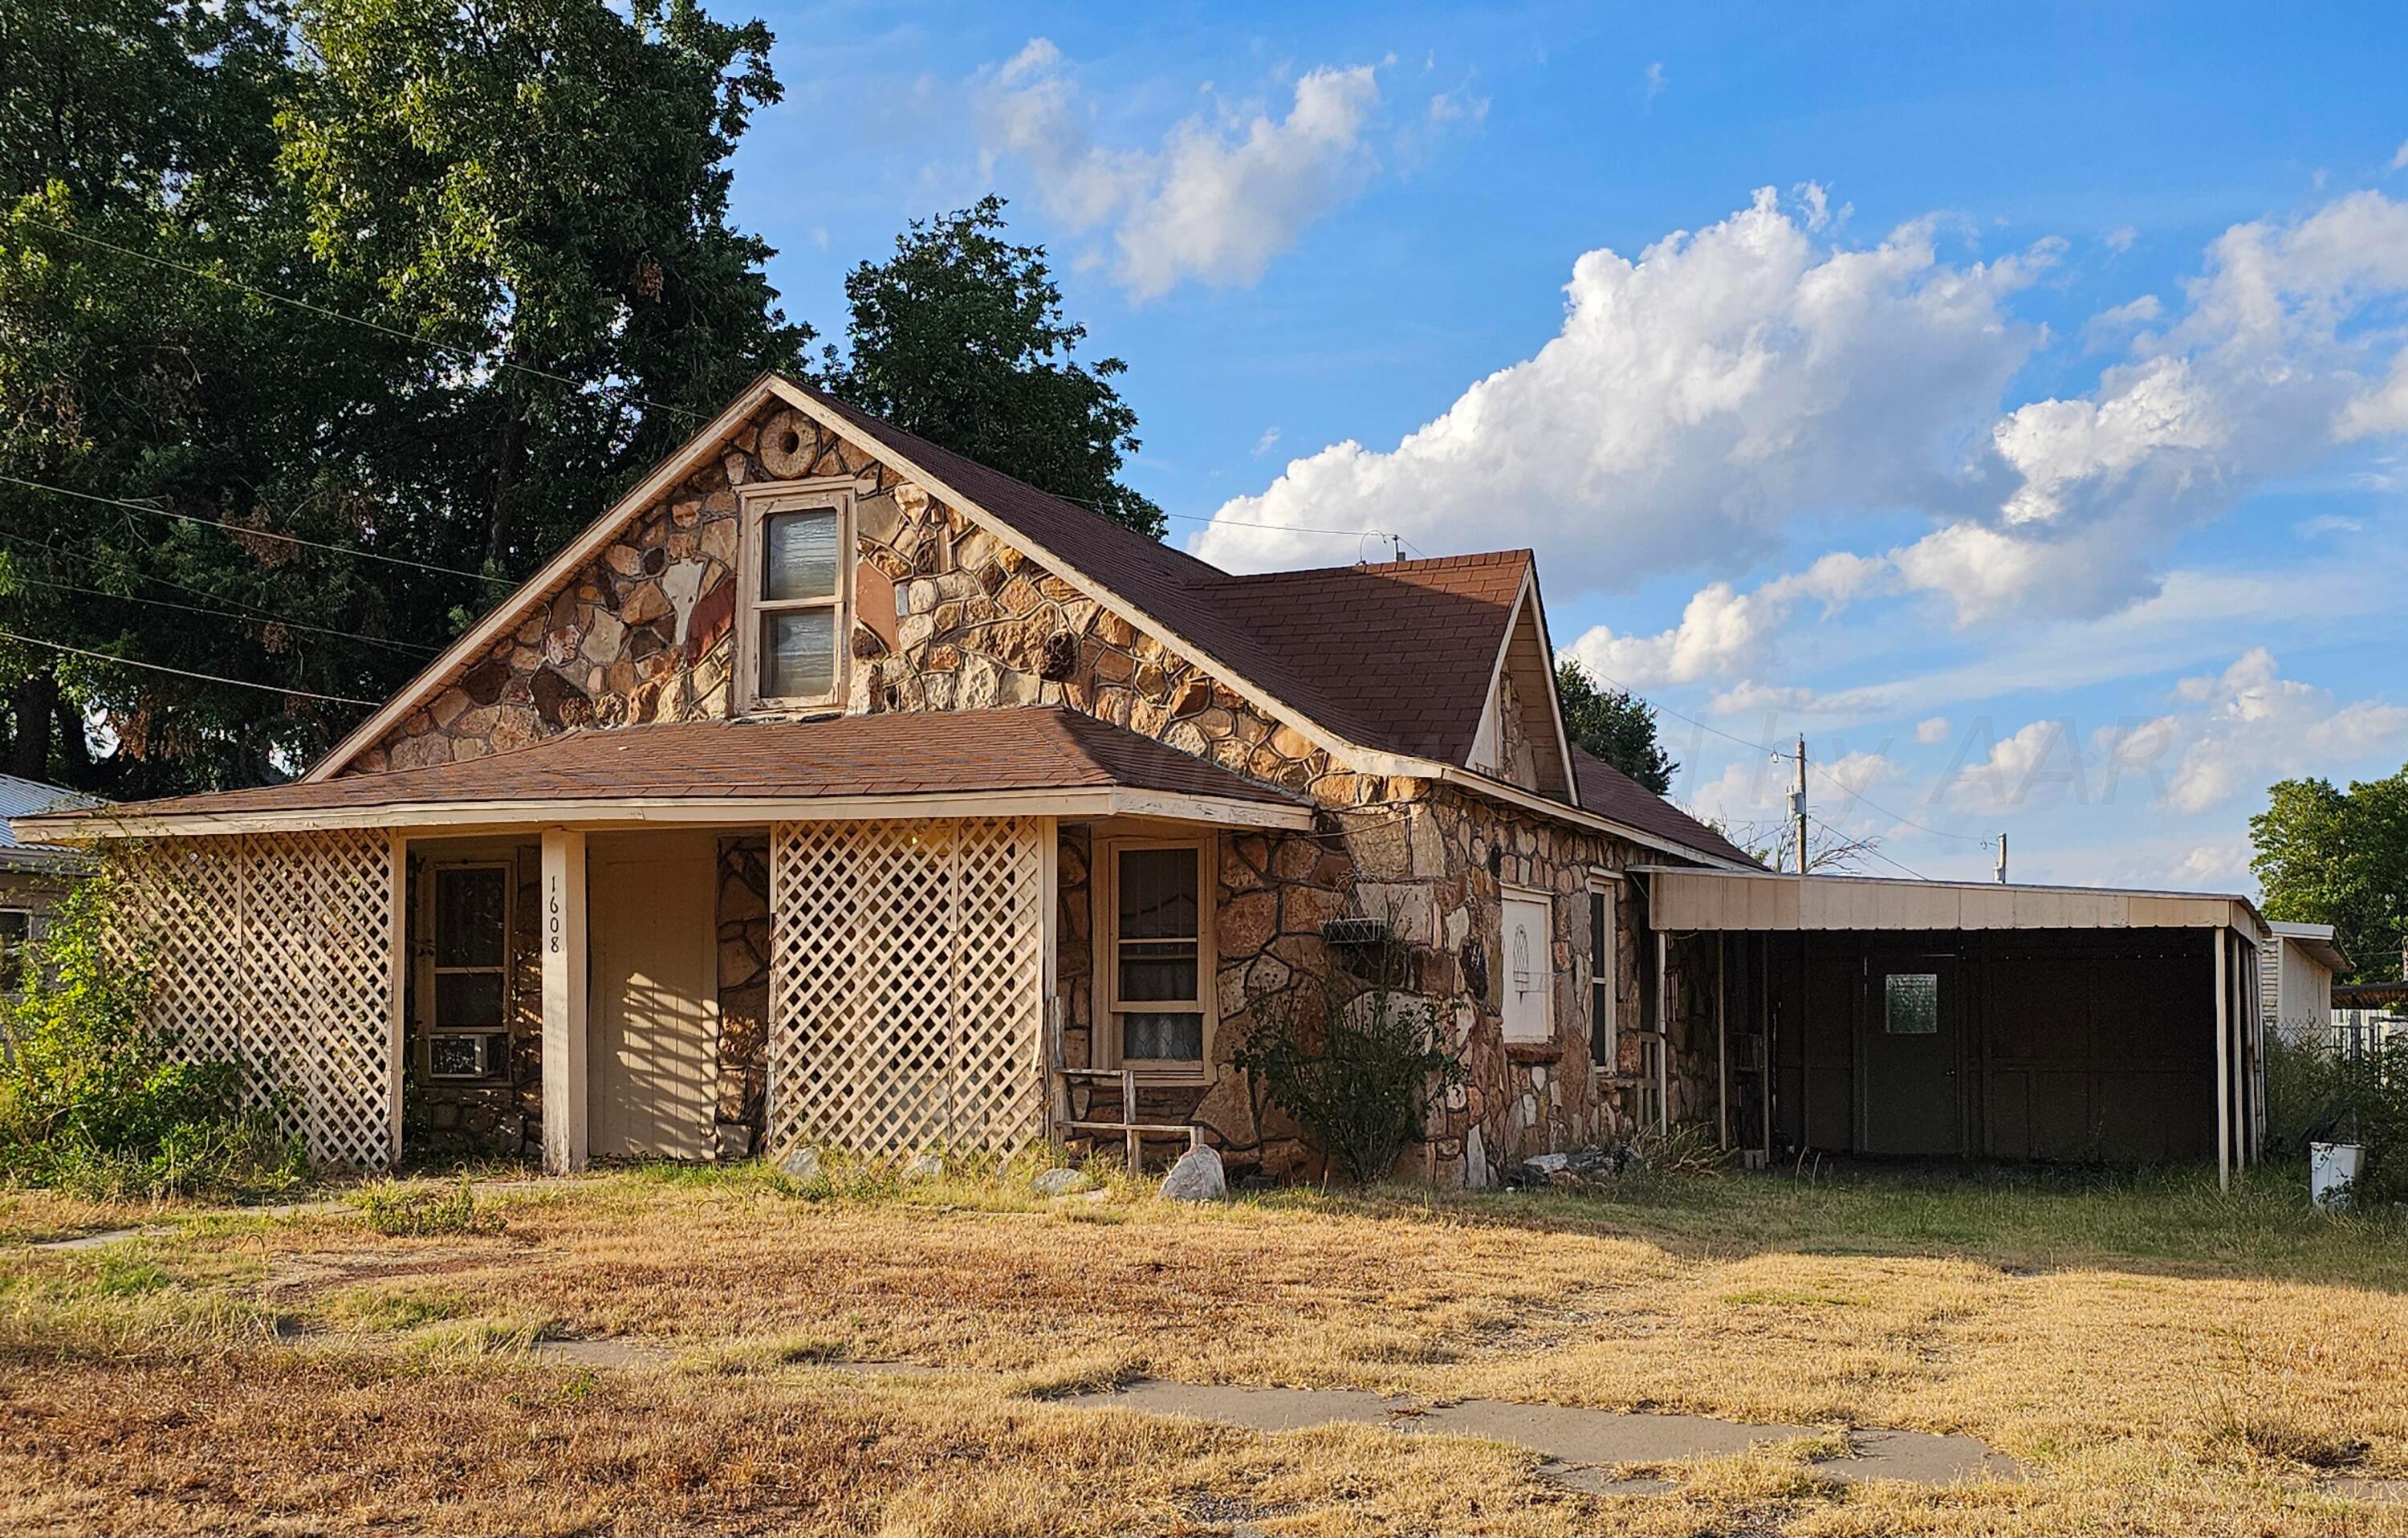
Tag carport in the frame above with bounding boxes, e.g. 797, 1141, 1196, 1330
1637, 869, 2268, 1187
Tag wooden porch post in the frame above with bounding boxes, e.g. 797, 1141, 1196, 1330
1654, 929, 1670, 1133
541, 828, 589, 1175
2214, 928, 2230, 1193
1715, 934, 1729, 1151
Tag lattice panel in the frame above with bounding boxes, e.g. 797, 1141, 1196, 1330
767, 818, 1044, 1158
114, 832, 397, 1168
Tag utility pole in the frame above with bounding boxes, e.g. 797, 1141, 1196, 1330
1791, 734, 1809, 876
1995, 833, 2008, 885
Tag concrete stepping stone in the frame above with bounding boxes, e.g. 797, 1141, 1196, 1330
1056, 1378, 2018, 1489
31, 1227, 164, 1251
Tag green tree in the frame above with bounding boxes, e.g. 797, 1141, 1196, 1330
824, 196, 1165, 539
0, 0, 812, 793
1556, 660, 1678, 795
278, 0, 814, 571
0, 0, 426, 792
2251, 770, 2408, 983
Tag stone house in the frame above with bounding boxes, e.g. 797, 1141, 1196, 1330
10, 374, 2273, 1184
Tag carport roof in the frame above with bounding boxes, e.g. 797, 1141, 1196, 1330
1633, 866, 2268, 939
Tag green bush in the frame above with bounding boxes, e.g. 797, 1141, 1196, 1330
1234, 970, 1466, 1184
0, 868, 305, 1200
2265, 1031, 2347, 1157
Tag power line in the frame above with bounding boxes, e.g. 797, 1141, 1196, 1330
0, 527, 438, 655
0, 629, 384, 706
1804, 756, 1991, 847
0, 571, 437, 657
17, 215, 707, 425
1808, 811, 1930, 881
0, 472, 515, 587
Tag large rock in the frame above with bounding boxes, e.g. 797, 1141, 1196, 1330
1032, 1167, 1095, 1198
1159, 1144, 1226, 1202
779, 1144, 823, 1184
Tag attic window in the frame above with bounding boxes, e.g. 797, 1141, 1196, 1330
738, 482, 854, 711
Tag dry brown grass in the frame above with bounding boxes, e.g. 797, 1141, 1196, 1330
2, 1162, 2405, 1535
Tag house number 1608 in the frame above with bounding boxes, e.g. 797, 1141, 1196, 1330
547, 884, 563, 954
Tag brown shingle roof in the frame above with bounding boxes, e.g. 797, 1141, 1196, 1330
799, 384, 1531, 765
1184, 553, 1531, 764
1569, 747, 1759, 866
25, 709, 1303, 828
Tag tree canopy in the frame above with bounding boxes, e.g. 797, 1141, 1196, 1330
2251, 769, 2408, 983
0, 6, 1165, 799
823, 197, 1165, 539
1554, 660, 1678, 795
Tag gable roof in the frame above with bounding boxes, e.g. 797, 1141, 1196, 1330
22, 709, 1309, 838
1570, 748, 1758, 867
300, 372, 1751, 867
1177, 553, 1532, 765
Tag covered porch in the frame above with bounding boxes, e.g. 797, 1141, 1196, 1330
15, 709, 1311, 1173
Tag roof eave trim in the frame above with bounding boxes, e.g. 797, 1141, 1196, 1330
14, 784, 1313, 842
1435, 765, 1755, 869
301, 374, 792, 783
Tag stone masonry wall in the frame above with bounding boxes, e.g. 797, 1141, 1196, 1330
355, 394, 1723, 1178
716, 835, 772, 1158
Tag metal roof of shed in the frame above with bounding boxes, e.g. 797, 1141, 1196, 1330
1634, 865, 2268, 940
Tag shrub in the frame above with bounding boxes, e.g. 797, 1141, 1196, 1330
2264, 1030, 2347, 1157
1233, 970, 1466, 1184
0, 865, 306, 1200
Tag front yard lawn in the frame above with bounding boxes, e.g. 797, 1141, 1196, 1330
3, 1160, 2405, 1536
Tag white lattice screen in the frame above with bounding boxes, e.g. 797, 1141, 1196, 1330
767, 817, 1045, 1158
116, 831, 397, 1167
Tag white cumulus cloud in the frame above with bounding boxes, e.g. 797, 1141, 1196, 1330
977, 41, 1385, 299
1199, 188, 2040, 581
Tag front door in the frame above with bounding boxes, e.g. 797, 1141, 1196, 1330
588, 830, 720, 1160
1859, 958, 1962, 1156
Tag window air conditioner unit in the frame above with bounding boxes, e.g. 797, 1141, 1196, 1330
429, 1032, 503, 1081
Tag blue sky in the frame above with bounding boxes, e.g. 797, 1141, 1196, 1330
729, 2, 2408, 893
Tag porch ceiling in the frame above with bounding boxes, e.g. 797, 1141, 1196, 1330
13, 707, 1316, 839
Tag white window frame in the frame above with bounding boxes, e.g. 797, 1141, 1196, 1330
1499, 883, 1554, 1044
421, 860, 513, 1077
736, 478, 856, 714
0, 907, 33, 995
1588, 869, 1621, 1064
1096, 834, 1217, 1084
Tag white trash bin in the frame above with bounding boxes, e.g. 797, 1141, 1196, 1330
2310, 1141, 2364, 1211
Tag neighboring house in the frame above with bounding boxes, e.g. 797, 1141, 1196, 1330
2261, 921, 2349, 1049
6, 374, 2276, 1185
0, 773, 101, 992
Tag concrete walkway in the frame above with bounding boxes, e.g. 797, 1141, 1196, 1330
1056, 1378, 2018, 1490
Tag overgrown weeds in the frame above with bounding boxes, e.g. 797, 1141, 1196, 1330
0, 865, 306, 1201
356, 1179, 502, 1238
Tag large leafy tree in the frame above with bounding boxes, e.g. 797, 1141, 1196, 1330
278, 0, 814, 571
0, 0, 811, 793
2251, 770, 2408, 983
824, 196, 1165, 539
0, 0, 429, 792
1555, 660, 1678, 795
